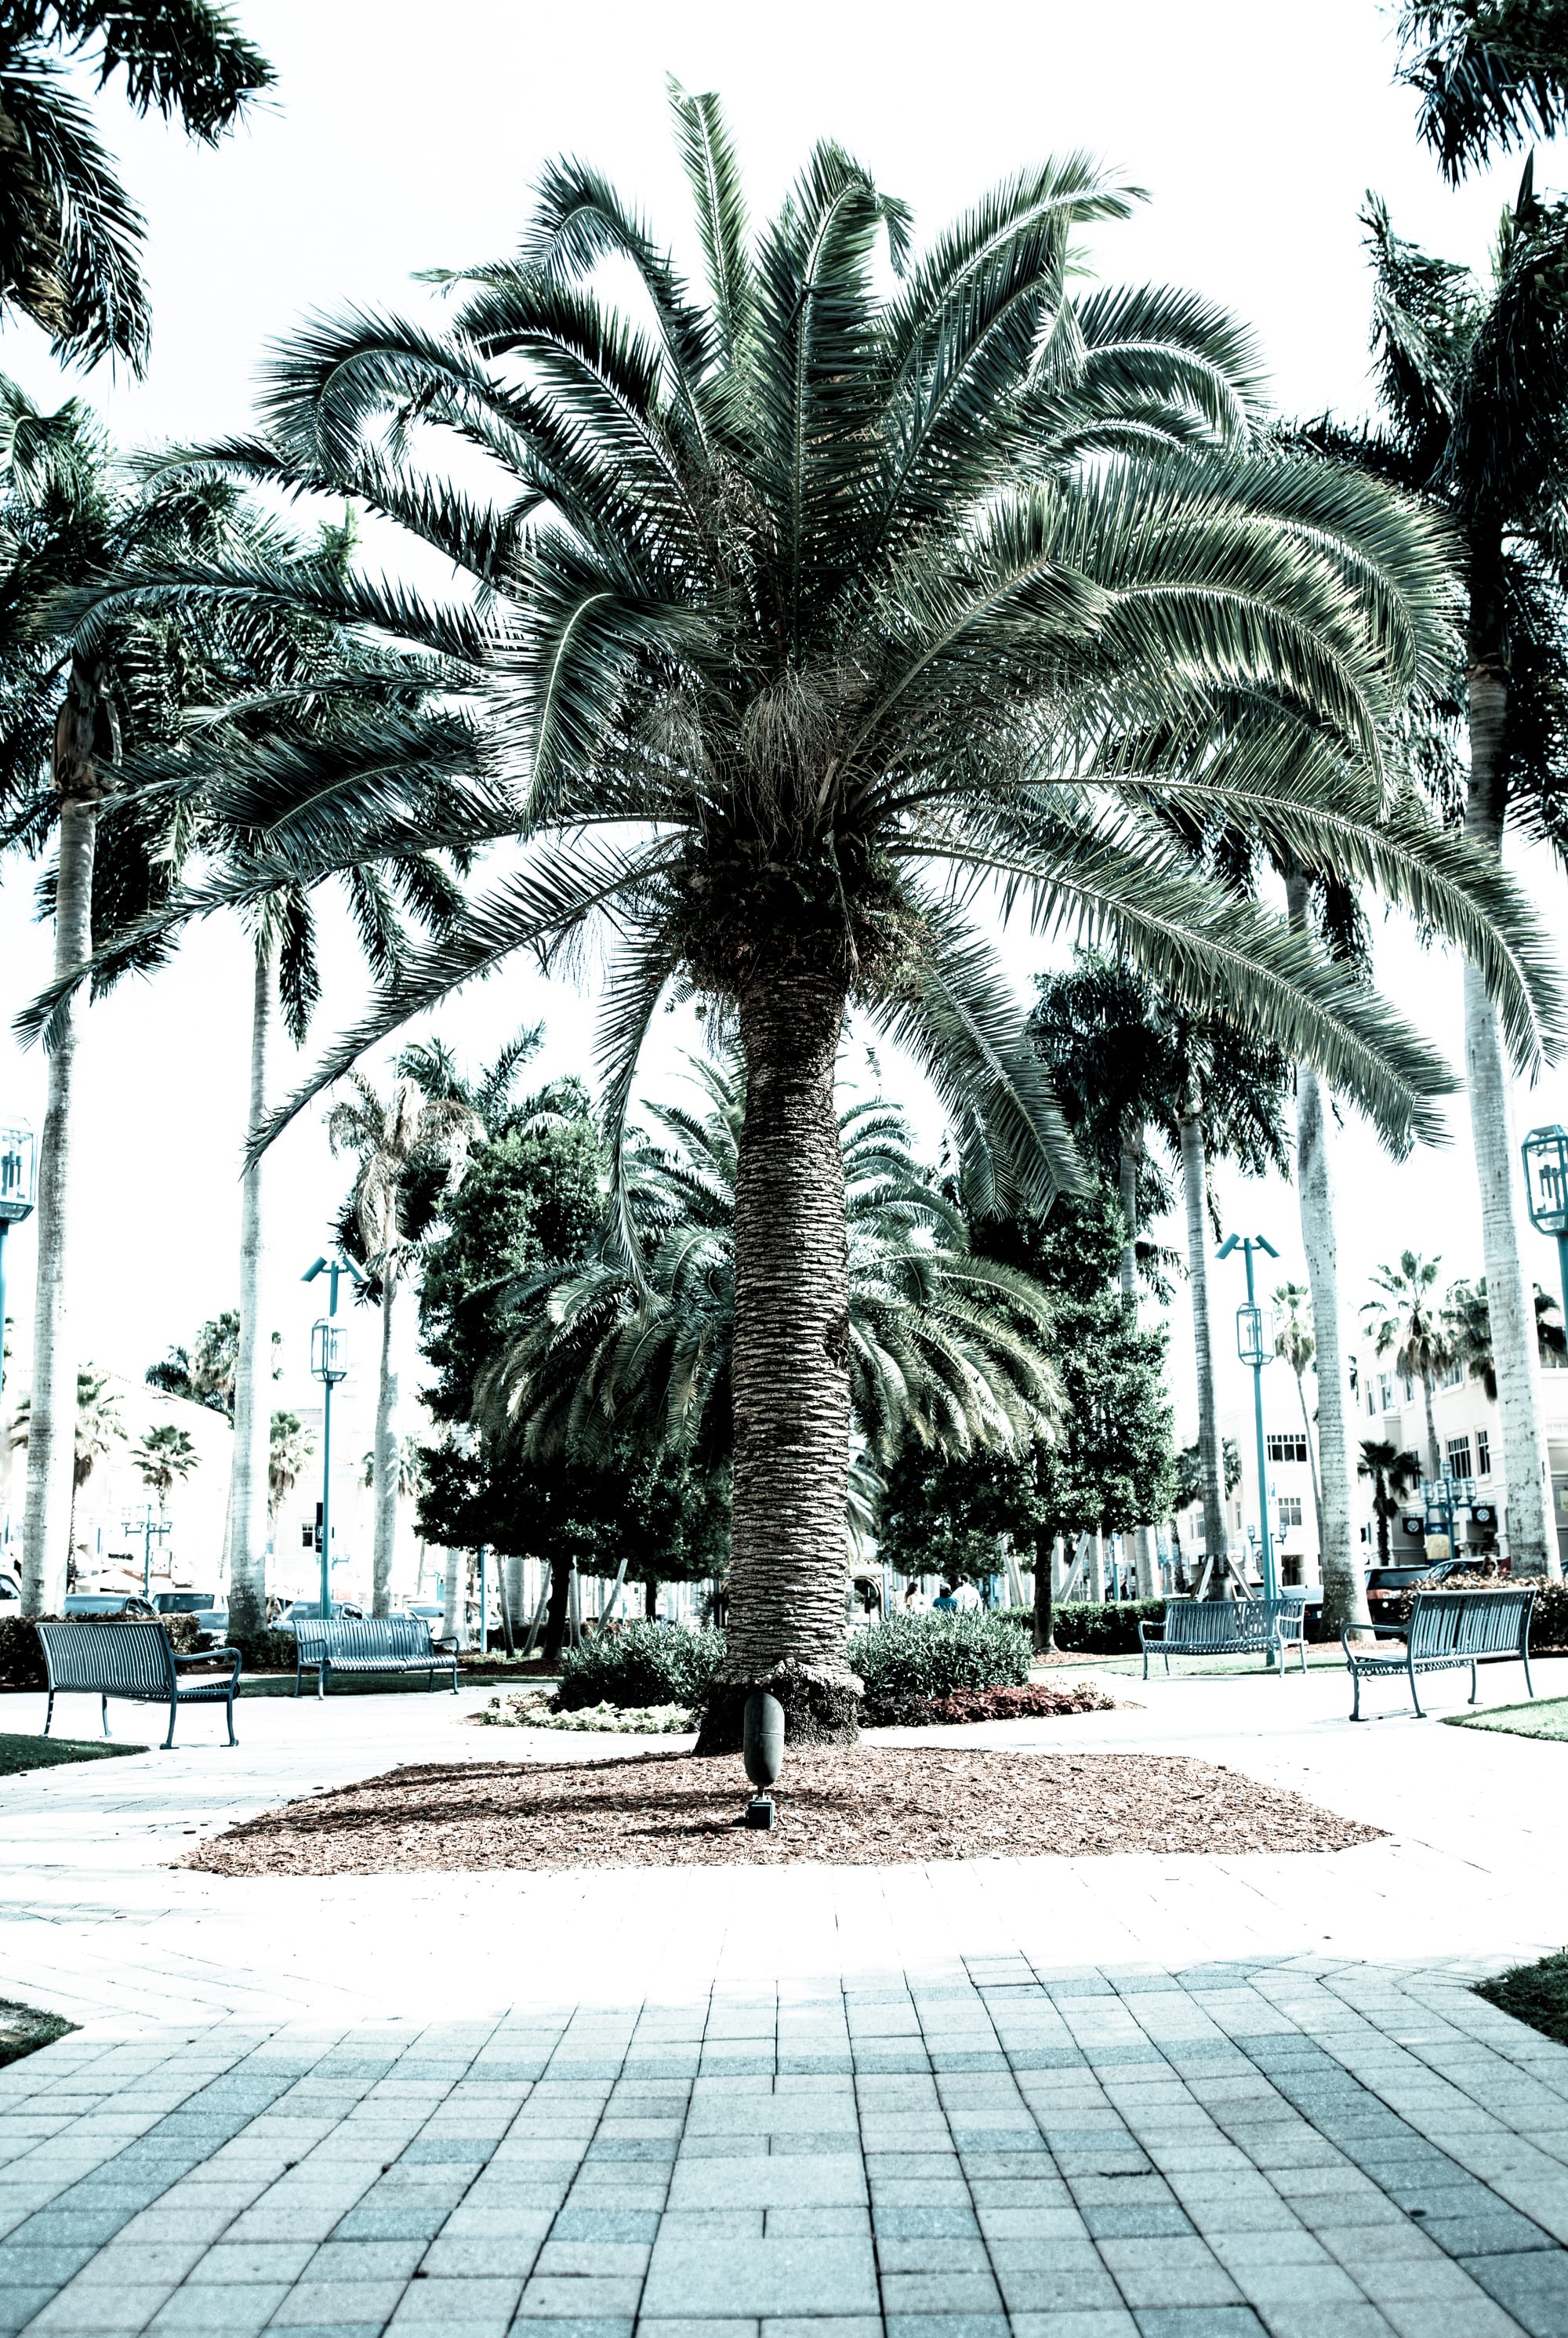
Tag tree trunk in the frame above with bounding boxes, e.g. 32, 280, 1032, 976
225, 943, 273, 1638
644, 1577, 659, 1619
371, 1274, 400, 1616
20, 797, 97, 1617
1119, 1133, 1158, 1597
695, 964, 856, 1752
1294, 1367, 1323, 1559
1283, 884, 1370, 1636
1421, 1371, 1441, 1487
1179, 1098, 1228, 1592
1464, 579, 1558, 1577
1031, 1538, 1055, 1656
542, 1559, 572, 1666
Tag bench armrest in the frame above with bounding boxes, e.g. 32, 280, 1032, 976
1138, 1621, 1165, 1646
175, 1646, 241, 1679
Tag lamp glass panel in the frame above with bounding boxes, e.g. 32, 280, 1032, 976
0, 1123, 35, 1223
1524, 1126, 1568, 1236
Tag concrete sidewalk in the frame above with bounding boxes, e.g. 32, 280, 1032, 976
2, 1660, 1567, 2336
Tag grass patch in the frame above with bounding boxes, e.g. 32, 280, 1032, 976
1098, 1646, 1345, 1679
0, 1999, 77, 2069
0, 1732, 146, 1776
1444, 1695, 1568, 1740
1475, 1951, 1568, 2048
235, 1668, 561, 1700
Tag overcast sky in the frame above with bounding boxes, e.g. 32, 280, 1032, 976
2, 0, 1566, 1447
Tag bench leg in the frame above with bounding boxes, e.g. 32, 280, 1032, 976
43, 1690, 54, 1739
1408, 1657, 1425, 1720
1349, 1668, 1363, 1722
1469, 1657, 1480, 1706
162, 1699, 177, 1752
226, 1692, 237, 1748
101, 1694, 111, 1740
1523, 1643, 1535, 1700
318, 1661, 326, 1701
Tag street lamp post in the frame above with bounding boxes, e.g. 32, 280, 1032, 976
0, 1123, 37, 1401
123, 1505, 172, 1600
1218, 1233, 1281, 1606
303, 1252, 366, 1617
1521, 1124, 1568, 1334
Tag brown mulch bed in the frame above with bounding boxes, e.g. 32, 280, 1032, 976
183, 1748, 1381, 1876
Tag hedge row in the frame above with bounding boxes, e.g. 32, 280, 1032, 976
0, 1612, 203, 1693
1391, 1573, 1568, 1644
898, 1681, 1115, 1726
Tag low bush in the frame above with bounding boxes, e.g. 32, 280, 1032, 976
1391, 1573, 1568, 1645
0, 1611, 200, 1693
1475, 1949, 1568, 2048
556, 1621, 725, 1712
896, 1681, 1116, 1726
854, 1609, 1030, 1725
224, 1627, 300, 1675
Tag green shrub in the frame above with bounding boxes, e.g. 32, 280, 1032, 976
224, 1626, 300, 1675
854, 1610, 1030, 1725
557, 1621, 725, 1712
1391, 1574, 1568, 1644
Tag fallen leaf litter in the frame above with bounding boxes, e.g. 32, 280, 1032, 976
184, 1747, 1381, 1876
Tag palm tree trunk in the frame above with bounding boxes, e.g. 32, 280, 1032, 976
371, 1274, 399, 1617
1119, 1135, 1158, 1599
696, 964, 855, 1752
542, 1559, 572, 1666
1031, 1535, 1055, 1656
20, 797, 96, 1617
1294, 1366, 1323, 1552
1178, 1093, 1228, 1592
1283, 876, 1371, 1636
1421, 1372, 1441, 1487
1464, 639, 1559, 1575
225, 942, 273, 1638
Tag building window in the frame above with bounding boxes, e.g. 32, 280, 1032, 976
1476, 1429, 1492, 1477
1367, 1385, 1377, 1418
1445, 1436, 1473, 1481
1277, 1496, 1303, 1530
1379, 1372, 1395, 1410
1266, 1434, 1309, 1463
1401, 1374, 1416, 1404
1442, 1360, 1464, 1389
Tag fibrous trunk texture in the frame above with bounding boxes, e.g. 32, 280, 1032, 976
226, 944, 273, 1638
1464, 663, 1558, 1575
371, 1276, 400, 1617
695, 964, 857, 1753
1287, 875, 1370, 1639
542, 1559, 572, 1667
21, 796, 96, 1617
1032, 1540, 1055, 1655
1179, 1102, 1228, 1588
1119, 1135, 1157, 1598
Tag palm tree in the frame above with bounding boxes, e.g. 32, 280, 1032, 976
0, 2, 270, 373
1028, 954, 1290, 1601
14, 1363, 125, 1586
131, 1420, 198, 1553
36, 95, 1563, 1741
1297, 181, 1568, 1580
267, 1409, 312, 1523
483, 1048, 1059, 1472
1359, 1439, 1425, 1565
1362, 1251, 1454, 1486
1396, 2, 1568, 182
1444, 1273, 1566, 1401
1272, 1280, 1325, 1560
328, 1075, 481, 1615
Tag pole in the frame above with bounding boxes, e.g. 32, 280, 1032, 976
478, 1543, 488, 1655
319, 1376, 333, 1618
143, 1511, 151, 1601
1243, 1240, 1279, 1606
0, 1221, 8, 1402
1558, 1232, 1568, 1356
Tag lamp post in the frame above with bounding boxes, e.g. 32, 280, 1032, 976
0, 1122, 37, 1401
1218, 1233, 1280, 1606
1521, 1124, 1568, 1334
123, 1504, 172, 1600
303, 1252, 366, 1617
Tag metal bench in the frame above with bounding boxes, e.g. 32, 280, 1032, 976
293, 1614, 459, 1699
1140, 1596, 1308, 1679
37, 1621, 240, 1750
1343, 1588, 1536, 1719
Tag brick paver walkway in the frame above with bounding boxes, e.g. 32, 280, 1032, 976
3, 1664, 1568, 2336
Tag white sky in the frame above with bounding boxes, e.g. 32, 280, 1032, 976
2, 0, 1568, 1447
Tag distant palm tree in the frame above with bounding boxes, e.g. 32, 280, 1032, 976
1361, 1252, 1452, 1481
1272, 1281, 1324, 1556
1359, 1439, 1425, 1565
328, 1075, 481, 1614
0, 2, 271, 373
131, 1422, 198, 1563
267, 1410, 313, 1523
13, 1364, 125, 1585
1443, 1274, 1566, 1402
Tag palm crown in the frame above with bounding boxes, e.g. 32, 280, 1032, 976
38, 89, 1566, 1740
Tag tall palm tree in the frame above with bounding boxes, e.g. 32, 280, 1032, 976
1298, 180, 1568, 1579
131, 1420, 198, 1548
267, 1407, 311, 1523
0, 2, 270, 373
483, 1047, 1059, 1472
1362, 1251, 1454, 1488
1359, 1438, 1425, 1564
1272, 1280, 1324, 1558
328, 1075, 481, 1615
1396, 2, 1568, 182
34, 94, 1563, 1741
1028, 954, 1290, 1601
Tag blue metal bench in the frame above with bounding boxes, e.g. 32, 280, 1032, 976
37, 1621, 240, 1750
293, 1614, 459, 1699
1343, 1588, 1536, 1719
1140, 1596, 1308, 1679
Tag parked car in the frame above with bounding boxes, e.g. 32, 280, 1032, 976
275, 1599, 365, 1632
62, 1593, 157, 1618
0, 1570, 19, 1618
1364, 1558, 1471, 1613
152, 1591, 229, 1639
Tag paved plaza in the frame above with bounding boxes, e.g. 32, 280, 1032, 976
3, 1665, 1568, 2338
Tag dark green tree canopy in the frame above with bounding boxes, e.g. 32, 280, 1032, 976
1398, 2, 1568, 183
